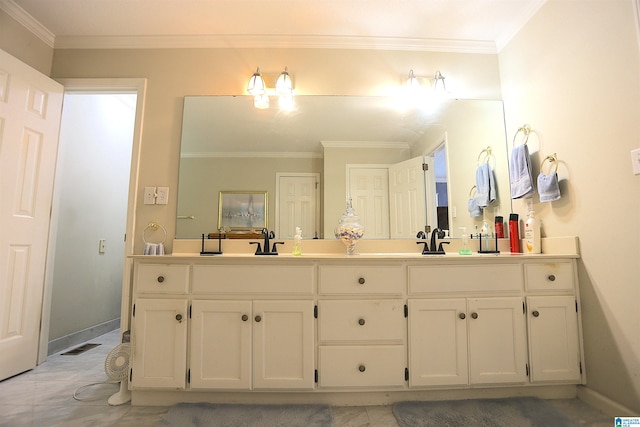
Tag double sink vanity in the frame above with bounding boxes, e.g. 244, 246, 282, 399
127, 237, 585, 406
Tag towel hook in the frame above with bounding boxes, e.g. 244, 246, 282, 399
143, 221, 167, 244
512, 124, 531, 147
540, 153, 559, 174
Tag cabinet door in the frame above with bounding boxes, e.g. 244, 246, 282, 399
467, 297, 527, 385
131, 299, 187, 389
252, 300, 315, 390
527, 296, 582, 383
190, 300, 252, 389
408, 299, 468, 387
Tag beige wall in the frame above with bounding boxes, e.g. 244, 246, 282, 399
499, 0, 640, 412
50, 48, 502, 253
0, 10, 53, 75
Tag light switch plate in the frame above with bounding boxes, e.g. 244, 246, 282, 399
144, 187, 156, 204
156, 187, 169, 205
98, 239, 106, 254
631, 148, 640, 175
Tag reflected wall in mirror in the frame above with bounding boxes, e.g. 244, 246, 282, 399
177, 96, 511, 239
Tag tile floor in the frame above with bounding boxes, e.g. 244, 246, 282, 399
0, 329, 614, 427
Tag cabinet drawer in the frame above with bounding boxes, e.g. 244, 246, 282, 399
318, 345, 406, 388
192, 265, 314, 295
525, 262, 574, 291
135, 264, 189, 294
318, 265, 404, 295
318, 300, 405, 342
408, 264, 522, 294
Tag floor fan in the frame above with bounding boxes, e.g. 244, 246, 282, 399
105, 342, 131, 405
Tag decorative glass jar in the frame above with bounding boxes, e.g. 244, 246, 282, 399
334, 198, 365, 255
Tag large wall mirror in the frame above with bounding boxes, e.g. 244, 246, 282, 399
177, 96, 511, 240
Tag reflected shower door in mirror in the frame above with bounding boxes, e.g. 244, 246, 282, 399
176, 96, 511, 239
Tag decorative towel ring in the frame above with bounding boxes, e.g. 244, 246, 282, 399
540, 153, 559, 174
469, 185, 477, 197
476, 146, 493, 166
143, 221, 167, 244
512, 124, 531, 147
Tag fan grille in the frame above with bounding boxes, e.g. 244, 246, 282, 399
104, 343, 130, 381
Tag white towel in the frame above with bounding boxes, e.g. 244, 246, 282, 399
537, 172, 561, 202
144, 242, 157, 255
475, 162, 496, 207
510, 144, 535, 199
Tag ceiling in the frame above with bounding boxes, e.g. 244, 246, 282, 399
6, 0, 545, 52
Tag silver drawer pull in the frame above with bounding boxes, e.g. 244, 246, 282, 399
358, 318, 365, 326
358, 364, 366, 372
157, 275, 165, 283
547, 274, 556, 282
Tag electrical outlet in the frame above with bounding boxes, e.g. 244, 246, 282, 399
156, 187, 169, 205
144, 187, 156, 204
98, 239, 106, 254
631, 148, 640, 175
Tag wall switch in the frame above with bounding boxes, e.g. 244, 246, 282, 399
144, 187, 156, 204
156, 187, 169, 205
98, 239, 106, 254
631, 148, 640, 175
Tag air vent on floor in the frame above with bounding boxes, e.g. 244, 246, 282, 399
61, 343, 101, 356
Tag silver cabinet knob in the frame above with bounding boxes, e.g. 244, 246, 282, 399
358, 277, 365, 284
157, 276, 165, 283
548, 274, 556, 282
358, 318, 365, 326
532, 310, 540, 317
175, 314, 183, 322
459, 313, 466, 320
241, 314, 249, 321
358, 365, 366, 372
255, 315, 262, 322
471, 312, 478, 319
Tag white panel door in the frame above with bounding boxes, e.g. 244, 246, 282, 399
348, 167, 389, 239
276, 173, 319, 239
388, 156, 427, 238
0, 50, 63, 380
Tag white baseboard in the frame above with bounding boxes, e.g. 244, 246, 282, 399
577, 385, 635, 416
47, 318, 120, 356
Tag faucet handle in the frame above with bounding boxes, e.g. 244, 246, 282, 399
438, 241, 450, 252
271, 242, 284, 253
249, 241, 262, 254
416, 241, 429, 254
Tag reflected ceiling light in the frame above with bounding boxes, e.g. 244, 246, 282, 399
275, 66, 293, 95
253, 93, 269, 109
433, 70, 446, 95
247, 67, 266, 95
405, 69, 420, 91
278, 93, 295, 111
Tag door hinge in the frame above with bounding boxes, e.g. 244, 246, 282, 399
315, 181, 319, 189
189, 305, 192, 319
404, 304, 408, 318
405, 368, 409, 381
579, 361, 582, 374
132, 304, 136, 317
523, 301, 526, 314
422, 163, 428, 171
526, 363, 529, 376
314, 305, 318, 319
187, 369, 191, 384
315, 369, 318, 383
124, 233, 127, 242
575, 300, 578, 312
129, 368, 133, 382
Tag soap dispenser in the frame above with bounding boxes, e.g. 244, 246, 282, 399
459, 227, 472, 255
292, 227, 303, 256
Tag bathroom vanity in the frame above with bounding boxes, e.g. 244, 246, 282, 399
126, 238, 585, 406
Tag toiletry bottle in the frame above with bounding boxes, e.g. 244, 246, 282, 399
509, 213, 520, 253
292, 227, 302, 256
495, 216, 504, 238
459, 227, 472, 255
524, 211, 541, 254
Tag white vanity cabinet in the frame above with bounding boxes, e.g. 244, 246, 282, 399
189, 264, 316, 391
130, 263, 190, 389
407, 264, 528, 387
524, 262, 583, 383
317, 264, 406, 388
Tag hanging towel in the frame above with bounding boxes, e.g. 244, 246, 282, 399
510, 144, 534, 199
475, 162, 496, 207
537, 172, 561, 202
144, 242, 158, 255
157, 243, 165, 255
467, 197, 483, 217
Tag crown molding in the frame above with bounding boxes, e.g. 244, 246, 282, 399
54, 33, 498, 54
181, 151, 323, 159
0, 0, 55, 48
321, 141, 411, 150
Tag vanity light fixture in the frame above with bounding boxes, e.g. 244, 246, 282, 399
433, 70, 446, 95
275, 66, 293, 95
247, 67, 266, 95
253, 93, 270, 109
405, 69, 421, 91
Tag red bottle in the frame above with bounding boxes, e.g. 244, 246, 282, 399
509, 214, 520, 253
